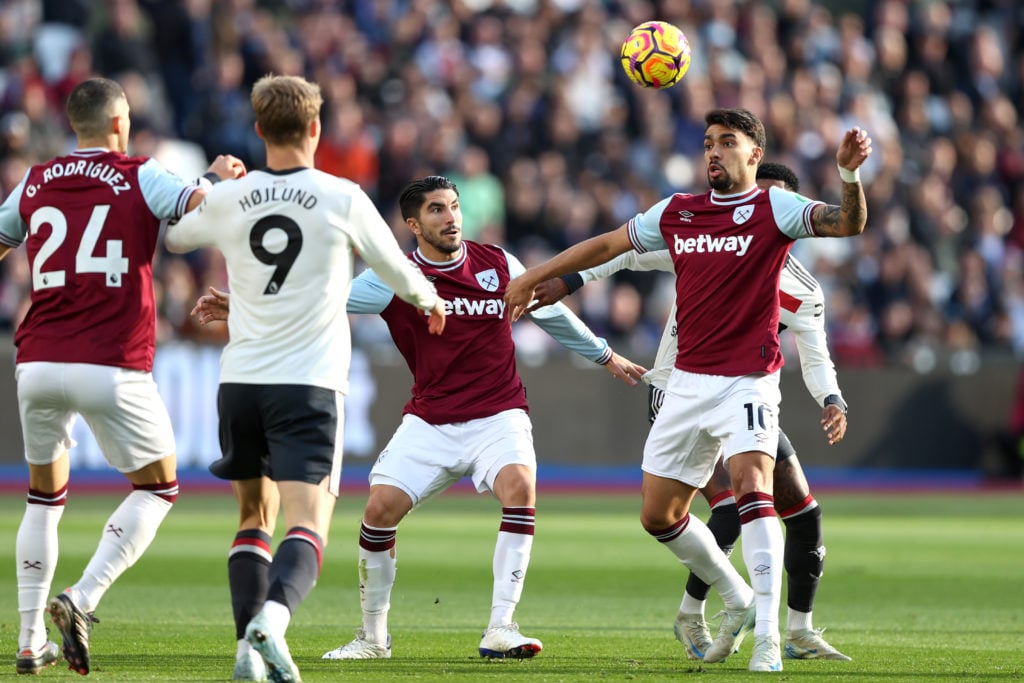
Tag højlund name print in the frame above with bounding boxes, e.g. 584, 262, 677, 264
238, 185, 319, 212
673, 232, 753, 256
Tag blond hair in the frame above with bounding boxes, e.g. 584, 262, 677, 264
251, 74, 323, 146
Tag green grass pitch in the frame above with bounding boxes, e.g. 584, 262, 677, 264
1, 489, 1022, 681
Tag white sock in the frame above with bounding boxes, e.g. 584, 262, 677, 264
261, 600, 291, 636
489, 529, 534, 628
17, 502, 65, 650
358, 545, 396, 644
787, 608, 813, 633
679, 592, 706, 617
72, 490, 173, 612
657, 515, 754, 610
740, 516, 784, 637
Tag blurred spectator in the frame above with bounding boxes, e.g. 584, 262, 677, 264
92, 0, 157, 79
31, 0, 88, 84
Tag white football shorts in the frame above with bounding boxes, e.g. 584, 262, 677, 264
16, 362, 176, 473
369, 408, 535, 506
642, 368, 781, 488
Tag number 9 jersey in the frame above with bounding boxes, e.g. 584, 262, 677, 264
164, 168, 437, 394
0, 148, 201, 371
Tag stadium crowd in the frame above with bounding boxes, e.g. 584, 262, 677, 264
0, 0, 1022, 374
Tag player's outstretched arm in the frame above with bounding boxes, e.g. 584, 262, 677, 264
192, 286, 230, 325
811, 127, 872, 238
601, 351, 648, 386
505, 225, 633, 320
531, 277, 571, 309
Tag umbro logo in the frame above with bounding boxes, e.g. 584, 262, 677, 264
678, 210, 694, 223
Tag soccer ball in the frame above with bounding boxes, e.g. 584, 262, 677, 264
620, 21, 691, 89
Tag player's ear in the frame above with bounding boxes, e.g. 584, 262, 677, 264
406, 217, 421, 235
309, 118, 320, 139
253, 121, 265, 141
749, 146, 763, 168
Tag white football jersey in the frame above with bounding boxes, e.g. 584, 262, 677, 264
165, 168, 436, 392
579, 249, 842, 406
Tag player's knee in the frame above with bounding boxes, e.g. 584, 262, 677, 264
495, 476, 534, 507
640, 508, 684, 534
491, 463, 535, 504
363, 493, 408, 528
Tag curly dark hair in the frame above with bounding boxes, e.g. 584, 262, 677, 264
756, 162, 800, 192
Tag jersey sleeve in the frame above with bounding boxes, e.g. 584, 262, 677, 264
507, 249, 612, 364
779, 257, 842, 405
768, 185, 823, 240
0, 171, 29, 248
345, 188, 437, 312
346, 269, 394, 315
580, 248, 673, 283
163, 190, 215, 253
138, 158, 200, 220
626, 197, 673, 253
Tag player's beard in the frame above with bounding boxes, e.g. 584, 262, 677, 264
707, 169, 732, 192
423, 228, 462, 255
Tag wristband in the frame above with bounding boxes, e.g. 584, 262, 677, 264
560, 273, 585, 294
824, 394, 848, 414
197, 171, 221, 189
837, 165, 860, 183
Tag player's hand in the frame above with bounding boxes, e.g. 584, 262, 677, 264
836, 127, 872, 172
504, 274, 537, 322
191, 286, 230, 325
209, 154, 247, 180
821, 405, 847, 445
528, 277, 570, 312
601, 352, 648, 386
426, 298, 446, 335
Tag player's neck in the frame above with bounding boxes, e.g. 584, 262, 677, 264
75, 135, 118, 153
710, 181, 758, 198
417, 243, 463, 263
264, 145, 314, 171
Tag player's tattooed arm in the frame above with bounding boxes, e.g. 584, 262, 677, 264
813, 125, 871, 237
812, 181, 866, 237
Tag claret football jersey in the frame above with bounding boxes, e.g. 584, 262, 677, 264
0, 148, 200, 370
